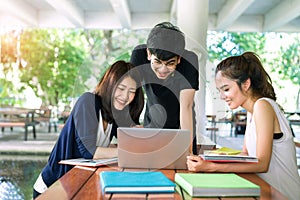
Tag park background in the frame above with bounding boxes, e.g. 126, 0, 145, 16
1, 29, 300, 118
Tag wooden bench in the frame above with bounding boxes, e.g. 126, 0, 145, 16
0, 111, 37, 141
34, 108, 58, 132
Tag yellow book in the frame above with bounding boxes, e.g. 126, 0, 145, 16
205, 147, 241, 155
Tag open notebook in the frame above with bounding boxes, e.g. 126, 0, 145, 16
117, 127, 190, 169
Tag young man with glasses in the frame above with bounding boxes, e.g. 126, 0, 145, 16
130, 22, 199, 154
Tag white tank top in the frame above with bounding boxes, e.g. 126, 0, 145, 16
96, 110, 112, 147
245, 98, 300, 199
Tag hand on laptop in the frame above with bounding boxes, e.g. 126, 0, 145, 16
131, 125, 144, 128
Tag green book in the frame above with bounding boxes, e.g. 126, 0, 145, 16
175, 173, 260, 197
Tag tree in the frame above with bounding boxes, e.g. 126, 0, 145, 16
0, 30, 23, 105
19, 29, 92, 106
207, 31, 266, 62
79, 29, 147, 90
272, 34, 300, 110
1, 28, 147, 108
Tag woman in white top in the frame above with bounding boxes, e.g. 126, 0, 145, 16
187, 52, 300, 199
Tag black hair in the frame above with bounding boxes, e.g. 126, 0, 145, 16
215, 52, 276, 101
147, 21, 185, 58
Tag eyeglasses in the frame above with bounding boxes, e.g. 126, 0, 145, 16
151, 58, 177, 70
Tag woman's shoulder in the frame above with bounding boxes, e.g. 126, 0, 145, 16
253, 98, 282, 122
77, 92, 95, 101
73, 92, 96, 108
255, 98, 279, 110
254, 98, 274, 109
80, 91, 94, 98
257, 97, 275, 103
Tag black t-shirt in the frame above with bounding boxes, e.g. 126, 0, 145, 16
130, 44, 199, 128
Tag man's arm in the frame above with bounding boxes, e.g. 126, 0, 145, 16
180, 89, 196, 154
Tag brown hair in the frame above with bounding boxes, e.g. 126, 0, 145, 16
94, 60, 144, 125
215, 52, 276, 101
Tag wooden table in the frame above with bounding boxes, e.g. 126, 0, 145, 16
37, 163, 287, 200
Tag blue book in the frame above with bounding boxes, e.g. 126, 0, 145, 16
99, 171, 176, 193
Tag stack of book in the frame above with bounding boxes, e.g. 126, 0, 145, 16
199, 147, 258, 163
100, 171, 176, 193
175, 173, 260, 197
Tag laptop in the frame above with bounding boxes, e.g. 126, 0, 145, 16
117, 127, 190, 169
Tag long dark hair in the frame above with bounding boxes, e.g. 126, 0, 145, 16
94, 60, 144, 125
215, 52, 276, 101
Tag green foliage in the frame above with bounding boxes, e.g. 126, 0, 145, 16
0, 79, 22, 106
274, 37, 300, 85
19, 29, 92, 106
0, 28, 146, 107
271, 34, 300, 109
1, 28, 299, 110
207, 31, 300, 110
207, 31, 266, 62
81, 29, 147, 82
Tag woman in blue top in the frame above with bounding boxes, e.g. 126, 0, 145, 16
33, 60, 144, 198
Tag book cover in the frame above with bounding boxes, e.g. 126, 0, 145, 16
175, 173, 260, 197
100, 171, 176, 193
58, 157, 118, 167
